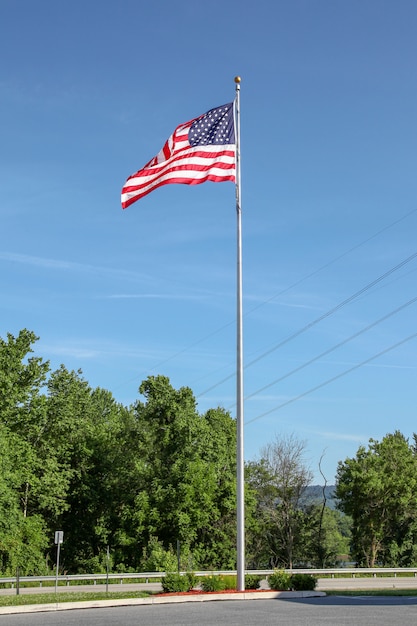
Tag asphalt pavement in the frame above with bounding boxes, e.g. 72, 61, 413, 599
3, 596, 417, 626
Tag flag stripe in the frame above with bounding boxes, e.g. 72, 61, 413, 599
122, 167, 235, 207
121, 102, 236, 208
125, 148, 235, 185
122, 172, 235, 208
124, 161, 235, 191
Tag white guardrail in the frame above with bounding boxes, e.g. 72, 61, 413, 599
2, 568, 417, 588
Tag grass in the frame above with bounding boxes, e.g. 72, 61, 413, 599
0, 578, 162, 589
3, 582, 417, 608
0, 590, 152, 607
320, 572, 417, 579
326, 589, 417, 597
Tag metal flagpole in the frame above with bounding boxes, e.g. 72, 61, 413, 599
234, 75, 245, 592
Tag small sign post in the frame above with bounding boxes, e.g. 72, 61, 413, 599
106, 545, 110, 593
54, 531, 64, 594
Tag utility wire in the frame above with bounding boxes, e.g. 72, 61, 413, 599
220, 294, 417, 410
115, 208, 417, 392
190, 209, 417, 388
241, 207, 417, 318
245, 331, 417, 425
197, 250, 417, 398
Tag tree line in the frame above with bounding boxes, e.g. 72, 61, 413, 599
0, 329, 414, 575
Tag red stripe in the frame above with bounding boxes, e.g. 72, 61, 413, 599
122, 171, 235, 208
125, 148, 235, 182
122, 159, 235, 194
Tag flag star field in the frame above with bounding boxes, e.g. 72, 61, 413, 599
189, 104, 235, 146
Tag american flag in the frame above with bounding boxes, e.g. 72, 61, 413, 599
121, 102, 236, 208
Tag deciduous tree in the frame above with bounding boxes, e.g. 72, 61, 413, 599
336, 431, 417, 566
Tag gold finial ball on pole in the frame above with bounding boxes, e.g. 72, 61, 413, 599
234, 76, 241, 84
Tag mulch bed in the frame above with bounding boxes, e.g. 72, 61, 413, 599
155, 589, 275, 597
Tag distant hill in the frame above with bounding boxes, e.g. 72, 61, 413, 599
300, 485, 338, 510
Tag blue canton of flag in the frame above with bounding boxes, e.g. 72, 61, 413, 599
189, 103, 235, 147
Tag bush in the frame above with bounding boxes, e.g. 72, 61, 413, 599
162, 573, 192, 593
184, 571, 198, 590
200, 575, 227, 592
245, 574, 262, 590
290, 573, 317, 591
141, 537, 178, 573
221, 575, 237, 590
268, 570, 292, 591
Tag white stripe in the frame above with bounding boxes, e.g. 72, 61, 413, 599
126, 153, 235, 184
124, 164, 235, 194
127, 145, 235, 181
121, 165, 235, 203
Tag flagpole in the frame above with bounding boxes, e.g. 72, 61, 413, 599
234, 75, 245, 592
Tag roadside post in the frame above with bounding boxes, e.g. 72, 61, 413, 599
54, 530, 64, 594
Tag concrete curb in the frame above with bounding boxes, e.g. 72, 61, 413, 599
0, 590, 326, 615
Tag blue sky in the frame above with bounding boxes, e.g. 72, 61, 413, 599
1, 0, 417, 484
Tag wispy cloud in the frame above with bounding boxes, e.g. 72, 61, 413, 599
0, 251, 151, 282
40, 339, 173, 362
311, 429, 366, 443
104, 293, 206, 301
43, 345, 101, 359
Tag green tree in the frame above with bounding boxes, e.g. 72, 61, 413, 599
0, 330, 54, 573
304, 505, 351, 567
246, 434, 312, 568
245, 458, 277, 568
336, 431, 417, 566
131, 375, 238, 569
47, 366, 137, 572
0, 330, 256, 574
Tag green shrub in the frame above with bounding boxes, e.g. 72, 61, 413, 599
184, 572, 198, 590
290, 573, 317, 591
200, 575, 227, 592
268, 570, 292, 591
245, 574, 262, 590
141, 537, 178, 573
161, 573, 190, 593
221, 575, 237, 590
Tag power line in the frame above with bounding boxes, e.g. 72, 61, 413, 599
190, 209, 417, 388
245, 331, 417, 425
197, 250, 417, 398
242, 207, 417, 317
239, 294, 417, 405
115, 208, 417, 393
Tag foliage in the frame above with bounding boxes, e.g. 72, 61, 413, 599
0, 330, 54, 575
184, 571, 198, 589
200, 574, 227, 592
131, 376, 238, 570
268, 570, 316, 591
0, 328, 358, 576
267, 570, 292, 591
245, 574, 262, 589
0, 336, 245, 574
0, 591, 151, 607
140, 537, 178, 573
290, 573, 317, 591
336, 431, 417, 567
161, 572, 195, 592
245, 434, 313, 568
304, 505, 351, 567
221, 574, 237, 589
